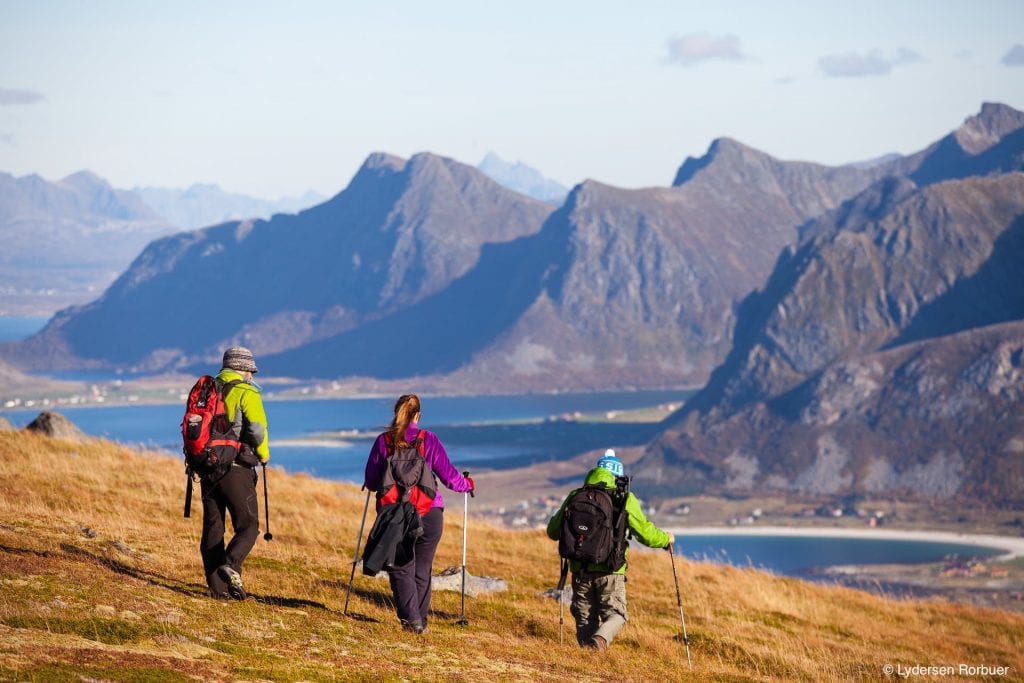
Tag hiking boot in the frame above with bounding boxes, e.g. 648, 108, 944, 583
589, 635, 608, 651
218, 565, 247, 600
401, 619, 427, 634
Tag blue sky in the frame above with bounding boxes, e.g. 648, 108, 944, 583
1, 1, 1022, 198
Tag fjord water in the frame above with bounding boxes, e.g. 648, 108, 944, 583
679, 534, 1003, 577
0, 389, 689, 481
1, 388, 1005, 576
0, 316, 48, 342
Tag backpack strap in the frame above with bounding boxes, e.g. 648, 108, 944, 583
384, 428, 421, 456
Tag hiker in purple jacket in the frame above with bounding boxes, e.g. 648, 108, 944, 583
364, 393, 474, 634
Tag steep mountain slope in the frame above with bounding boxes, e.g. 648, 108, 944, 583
267, 143, 884, 386
637, 105, 1024, 501
896, 102, 1024, 186
4, 153, 554, 372
0, 171, 173, 315
4, 139, 886, 386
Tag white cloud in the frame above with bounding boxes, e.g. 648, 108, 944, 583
892, 47, 923, 65
818, 48, 924, 78
666, 33, 748, 66
954, 49, 972, 60
0, 88, 45, 106
1002, 44, 1024, 66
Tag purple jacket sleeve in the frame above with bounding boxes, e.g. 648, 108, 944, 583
422, 429, 472, 494
363, 433, 389, 491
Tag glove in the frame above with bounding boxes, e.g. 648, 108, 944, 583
466, 476, 475, 493
665, 533, 676, 549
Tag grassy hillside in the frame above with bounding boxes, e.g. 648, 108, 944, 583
1, 431, 1022, 682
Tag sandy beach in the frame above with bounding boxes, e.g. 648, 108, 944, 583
667, 525, 1024, 560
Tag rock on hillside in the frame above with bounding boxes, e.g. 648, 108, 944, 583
24, 411, 86, 440
4, 153, 554, 373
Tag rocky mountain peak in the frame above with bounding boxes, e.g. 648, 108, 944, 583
672, 137, 764, 186
954, 102, 1024, 154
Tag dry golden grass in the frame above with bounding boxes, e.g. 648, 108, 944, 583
1, 430, 1023, 682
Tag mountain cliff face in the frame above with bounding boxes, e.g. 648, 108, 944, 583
4, 153, 554, 372
4, 136, 885, 384
0, 171, 173, 315
638, 103, 1024, 503
264, 140, 885, 386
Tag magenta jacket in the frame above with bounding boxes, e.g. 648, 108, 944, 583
363, 422, 473, 510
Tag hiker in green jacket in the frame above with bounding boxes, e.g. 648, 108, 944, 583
547, 450, 674, 650
200, 346, 270, 600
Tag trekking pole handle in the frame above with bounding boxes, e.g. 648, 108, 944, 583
463, 470, 474, 497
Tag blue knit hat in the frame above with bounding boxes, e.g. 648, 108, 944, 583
596, 449, 624, 477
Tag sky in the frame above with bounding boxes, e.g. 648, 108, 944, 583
1, 1, 1023, 199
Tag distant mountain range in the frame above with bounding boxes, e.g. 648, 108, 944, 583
0, 171, 173, 315
635, 102, 1024, 504
4, 102, 1023, 508
133, 184, 326, 231
477, 152, 569, 204
0, 173, 325, 316
2, 139, 889, 386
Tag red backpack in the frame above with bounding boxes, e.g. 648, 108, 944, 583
181, 376, 242, 475
377, 430, 437, 515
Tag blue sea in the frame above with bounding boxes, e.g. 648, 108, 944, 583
0, 315, 48, 342
0, 390, 688, 482
681, 534, 1004, 576
0, 310, 1007, 576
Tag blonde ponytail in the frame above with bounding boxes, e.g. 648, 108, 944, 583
389, 394, 421, 448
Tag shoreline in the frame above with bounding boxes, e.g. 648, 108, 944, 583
667, 525, 1024, 560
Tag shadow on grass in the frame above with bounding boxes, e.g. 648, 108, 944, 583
59, 543, 210, 599
251, 594, 330, 611
0, 543, 55, 558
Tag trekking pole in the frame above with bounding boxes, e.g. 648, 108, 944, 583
556, 559, 569, 645
343, 488, 371, 616
183, 472, 193, 519
261, 463, 273, 541
457, 471, 473, 626
668, 543, 693, 670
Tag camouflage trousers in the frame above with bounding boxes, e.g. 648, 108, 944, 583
571, 571, 628, 646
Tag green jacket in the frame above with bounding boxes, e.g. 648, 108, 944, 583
216, 369, 270, 464
546, 467, 670, 575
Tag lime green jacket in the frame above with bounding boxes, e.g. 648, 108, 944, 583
216, 369, 270, 464
547, 467, 670, 575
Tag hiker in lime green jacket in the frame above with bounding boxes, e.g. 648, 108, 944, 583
547, 450, 674, 650
200, 346, 270, 600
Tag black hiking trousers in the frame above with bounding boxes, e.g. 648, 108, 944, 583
388, 507, 443, 626
200, 464, 259, 597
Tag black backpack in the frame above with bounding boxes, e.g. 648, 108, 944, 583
558, 476, 630, 570
376, 430, 438, 516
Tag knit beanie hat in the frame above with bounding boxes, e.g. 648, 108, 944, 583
222, 346, 258, 373
596, 448, 624, 477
